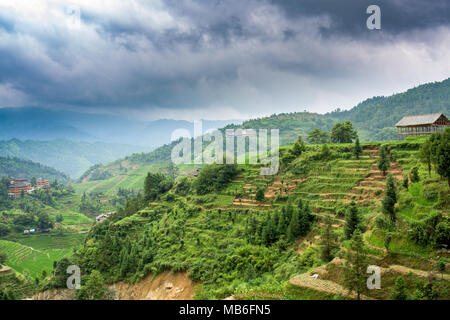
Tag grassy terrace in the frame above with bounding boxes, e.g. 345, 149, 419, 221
0, 232, 87, 279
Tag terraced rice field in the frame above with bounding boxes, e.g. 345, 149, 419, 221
0, 240, 71, 278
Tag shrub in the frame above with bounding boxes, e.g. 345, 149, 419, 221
194, 164, 239, 195
434, 191, 449, 209
289, 159, 310, 175
390, 276, 408, 300
402, 176, 409, 190
255, 188, 265, 202
0, 223, 11, 237
423, 190, 438, 201
375, 215, 394, 231
410, 167, 420, 183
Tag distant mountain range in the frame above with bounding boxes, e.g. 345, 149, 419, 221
0, 107, 241, 148
0, 109, 241, 178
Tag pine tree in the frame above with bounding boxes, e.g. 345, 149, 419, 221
377, 145, 390, 176
384, 233, 392, 254
382, 174, 398, 222
261, 213, 276, 245
287, 210, 300, 242
255, 188, 265, 202
272, 211, 280, 240
354, 137, 363, 160
344, 201, 361, 240
410, 166, 420, 183
402, 176, 409, 190
320, 144, 332, 160
436, 129, 450, 188
342, 231, 369, 300
298, 210, 311, 236
419, 139, 433, 177
320, 215, 338, 262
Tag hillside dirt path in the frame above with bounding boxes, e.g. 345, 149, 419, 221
385, 265, 450, 281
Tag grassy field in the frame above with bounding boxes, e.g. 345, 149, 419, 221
0, 193, 92, 281
0, 239, 73, 279
74, 162, 171, 195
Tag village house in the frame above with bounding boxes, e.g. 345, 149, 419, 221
96, 212, 115, 223
8, 181, 32, 198
395, 113, 450, 138
37, 178, 50, 188
8, 177, 51, 198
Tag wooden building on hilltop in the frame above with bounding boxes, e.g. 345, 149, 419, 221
395, 113, 449, 138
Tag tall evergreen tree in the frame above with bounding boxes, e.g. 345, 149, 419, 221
430, 132, 443, 172
319, 215, 338, 262
410, 166, 420, 183
354, 137, 363, 160
402, 176, 409, 190
255, 188, 265, 202
377, 145, 390, 176
320, 144, 332, 160
342, 231, 369, 300
287, 210, 300, 242
344, 201, 361, 240
436, 128, 450, 188
419, 139, 433, 177
382, 174, 398, 222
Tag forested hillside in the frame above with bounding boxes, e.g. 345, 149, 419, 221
51, 131, 449, 300
0, 157, 69, 183
228, 79, 450, 143
0, 139, 151, 179
332, 79, 450, 131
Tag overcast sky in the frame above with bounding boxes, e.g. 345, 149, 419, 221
0, 0, 449, 121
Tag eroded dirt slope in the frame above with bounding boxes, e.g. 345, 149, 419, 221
33, 271, 197, 300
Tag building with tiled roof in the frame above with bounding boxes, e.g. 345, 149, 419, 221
395, 113, 449, 138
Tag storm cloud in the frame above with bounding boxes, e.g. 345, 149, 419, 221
0, 0, 449, 120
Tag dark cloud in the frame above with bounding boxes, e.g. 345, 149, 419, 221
271, 0, 450, 37
0, 0, 448, 120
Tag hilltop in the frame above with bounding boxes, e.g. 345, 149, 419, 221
0, 157, 69, 184
226, 78, 450, 143
0, 139, 151, 179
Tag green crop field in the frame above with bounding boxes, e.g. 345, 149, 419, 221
0, 240, 73, 279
